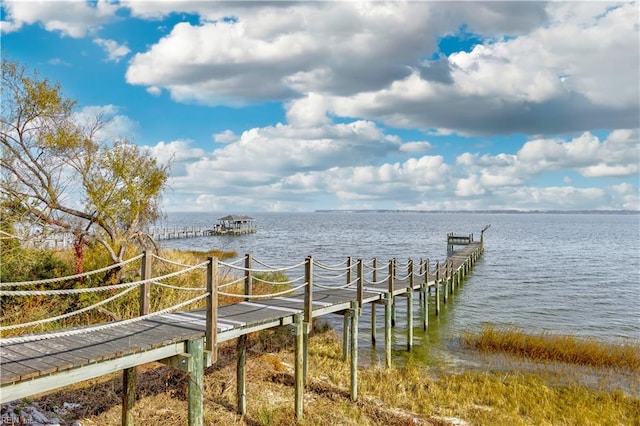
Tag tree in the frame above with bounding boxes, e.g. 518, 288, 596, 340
1, 58, 169, 270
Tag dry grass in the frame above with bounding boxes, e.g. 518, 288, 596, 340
21, 325, 639, 426
461, 326, 640, 372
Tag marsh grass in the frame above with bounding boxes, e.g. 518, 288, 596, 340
462, 326, 640, 372
28, 324, 639, 425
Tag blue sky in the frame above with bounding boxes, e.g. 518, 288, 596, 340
2, 1, 639, 212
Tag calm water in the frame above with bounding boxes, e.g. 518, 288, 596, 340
158, 212, 640, 367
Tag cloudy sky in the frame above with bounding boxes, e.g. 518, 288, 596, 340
2, 1, 639, 212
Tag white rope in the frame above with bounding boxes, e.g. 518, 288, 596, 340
0, 286, 139, 331
218, 282, 307, 299
150, 280, 207, 292
313, 261, 350, 272
0, 293, 210, 345
219, 259, 306, 273
217, 277, 245, 289
0, 254, 144, 287
312, 258, 349, 269
1, 261, 208, 296
313, 280, 354, 290
313, 270, 348, 280
252, 274, 305, 286
150, 253, 207, 269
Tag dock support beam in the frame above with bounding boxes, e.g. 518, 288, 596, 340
384, 293, 392, 368
349, 301, 359, 402
421, 283, 428, 330
187, 339, 204, 426
406, 286, 413, 351
343, 313, 350, 361
371, 303, 377, 344
294, 314, 304, 420
122, 368, 136, 426
236, 335, 247, 415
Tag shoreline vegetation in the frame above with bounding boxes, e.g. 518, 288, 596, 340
2, 248, 639, 425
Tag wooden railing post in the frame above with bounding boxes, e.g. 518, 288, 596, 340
303, 256, 313, 384
390, 259, 396, 326
206, 257, 218, 364
346, 256, 352, 285
434, 261, 440, 315
408, 258, 414, 289
424, 258, 430, 285
372, 257, 378, 284
357, 259, 364, 310
244, 253, 252, 301
140, 250, 151, 316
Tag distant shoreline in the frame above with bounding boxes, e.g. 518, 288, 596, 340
314, 209, 640, 215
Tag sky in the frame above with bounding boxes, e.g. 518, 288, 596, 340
1, 1, 639, 213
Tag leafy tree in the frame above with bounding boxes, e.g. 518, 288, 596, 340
1, 58, 170, 270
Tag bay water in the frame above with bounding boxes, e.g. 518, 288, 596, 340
158, 212, 640, 367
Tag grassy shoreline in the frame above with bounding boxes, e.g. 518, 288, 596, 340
8, 324, 638, 425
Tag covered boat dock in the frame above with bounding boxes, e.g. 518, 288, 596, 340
212, 214, 257, 235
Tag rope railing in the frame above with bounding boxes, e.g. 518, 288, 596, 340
252, 274, 306, 286
312, 258, 349, 270
313, 276, 358, 290
219, 259, 306, 273
217, 277, 246, 289
0, 293, 210, 345
0, 253, 145, 287
313, 269, 349, 280
0, 261, 208, 296
150, 253, 207, 270
0, 286, 140, 331
312, 260, 350, 272
218, 282, 307, 300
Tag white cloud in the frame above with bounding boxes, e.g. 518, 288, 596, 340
1, 0, 117, 37
93, 38, 131, 62
74, 105, 138, 142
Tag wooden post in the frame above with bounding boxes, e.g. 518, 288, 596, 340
372, 257, 378, 284
140, 250, 151, 316
388, 259, 396, 327
122, 367, 135, 426
371, 302, 376, 345
346, 256, 352, 285
357, 259, 364, 310
421, 282, 428, 330
384, 292, 392, 368
424, 258, 430, 285
237, 335, 247, 415
342, 312, 350, 362
408, 258, 414, 290
407, 280, 413, 351
449, 261, 455, 294
206, 257, 218, 364
187, 339, 204, 426
244, 253, 252, 300
434, 261, 440, 315
303, 256, 313, 384
349, 301, 359, 402
443, 260, 448, 304
294, 314, 304, 420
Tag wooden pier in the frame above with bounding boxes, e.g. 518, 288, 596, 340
0, 232, 485, 425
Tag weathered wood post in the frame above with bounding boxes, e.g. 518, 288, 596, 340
434, 261, 440, 315
244, 253, 252, 299
384, 292, 392, 368
140, 250, 151, 316
449, 260, 454, 294
122, 250, 152, 426
303, 256, 313, 384
406, 258, 414, 351
371, 258, 377, 344
206, 257, 218, 364
237, 333, 247, 415
389, 259, 396, 327
346, 256, 352, 286
294, 313, 304, 420
442, 260, 448, 304
343, 311, 350, 361
357, 259, 364, 310
187, 338, 204, 426
349, 301, 359, 402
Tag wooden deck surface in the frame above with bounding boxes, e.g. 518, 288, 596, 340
1, 243, 481, 402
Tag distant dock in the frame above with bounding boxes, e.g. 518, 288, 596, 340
150, 214, 256, 240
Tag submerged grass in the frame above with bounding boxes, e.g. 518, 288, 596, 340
461, 326, 640, 372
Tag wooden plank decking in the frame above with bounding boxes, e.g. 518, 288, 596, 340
0, 239, 484, 424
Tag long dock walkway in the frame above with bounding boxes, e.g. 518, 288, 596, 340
1, 232, 486, 425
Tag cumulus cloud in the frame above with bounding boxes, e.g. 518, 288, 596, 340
73, 105, 138, 142
1, 0, 117, 37
93, 38, 131, 62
